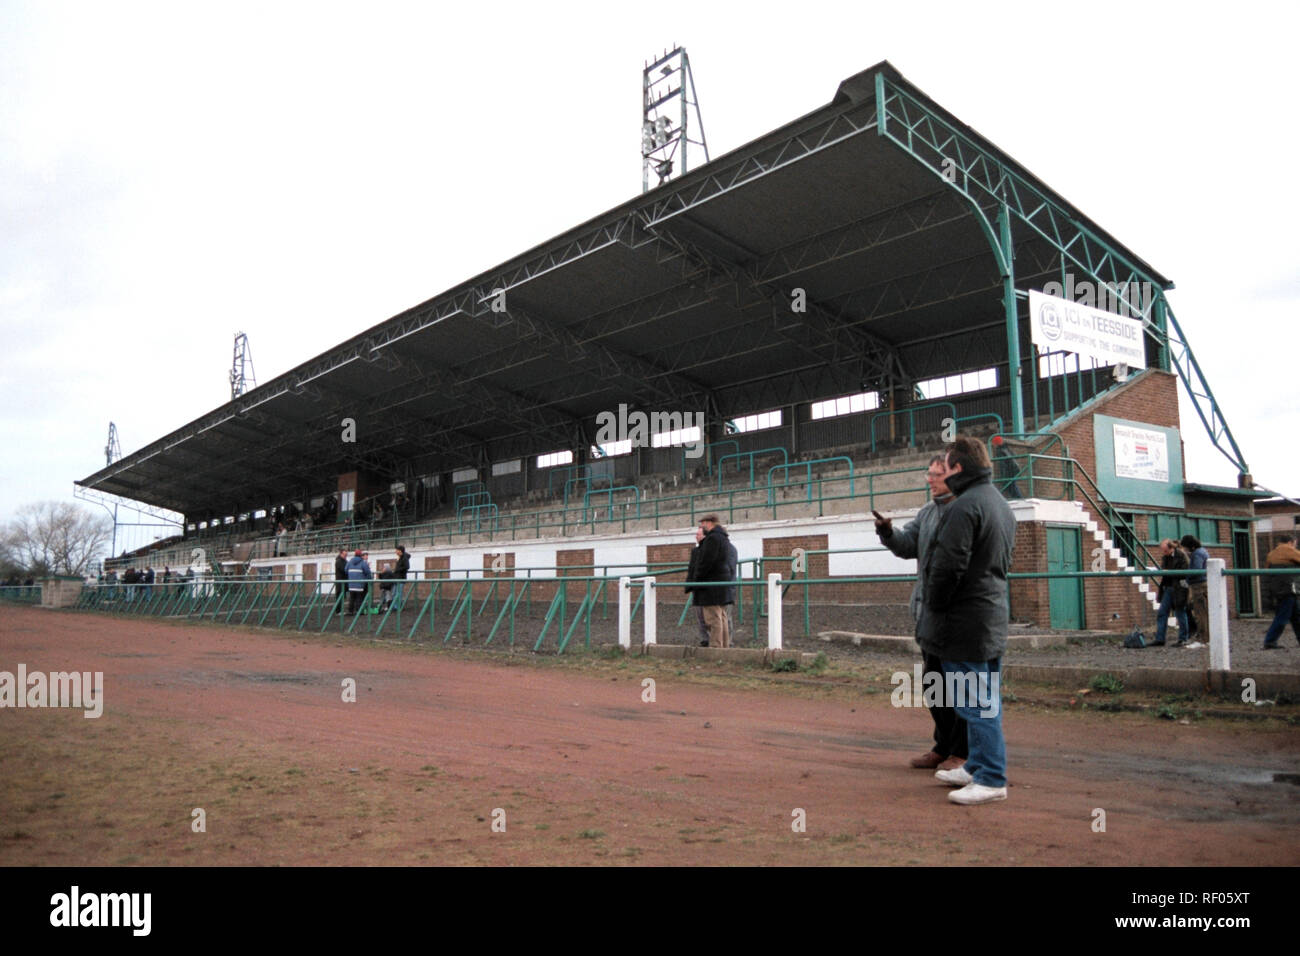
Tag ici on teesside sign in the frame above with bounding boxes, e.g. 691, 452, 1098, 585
1028, 289, 1147, 369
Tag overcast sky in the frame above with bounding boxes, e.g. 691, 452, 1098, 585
2, 0, 1296, 551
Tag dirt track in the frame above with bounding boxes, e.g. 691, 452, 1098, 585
1, 605, 1297, 866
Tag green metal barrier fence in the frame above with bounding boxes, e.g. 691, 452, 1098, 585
60, 561, 1285, 660
0, 585, 42, 604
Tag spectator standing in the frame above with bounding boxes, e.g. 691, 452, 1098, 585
693, 515, 736, 647
345, 550, 373, 615
684, 526, 710, 646
1262, 534, 1300, 649
333, 549, 348, 616
922, 436, 1017, 806
1180, 534, 1209, 640
877, 454, 965, 773
381, 545, 410, 610
1152, 539, 1191, 647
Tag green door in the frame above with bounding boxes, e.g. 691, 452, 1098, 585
1046, 525, 1084, 630
1233, 524, 1256, 614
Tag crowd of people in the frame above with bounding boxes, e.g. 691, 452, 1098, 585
332, 545, 410, 617
1151, 535, 1209, 646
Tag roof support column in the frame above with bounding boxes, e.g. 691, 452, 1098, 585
1153, 294, 1170, 372
997, 205, 1024, 435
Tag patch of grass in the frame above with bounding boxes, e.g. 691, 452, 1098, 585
804, 652, 829, 675
419, 765, 440, 775
829, 833, 856, 845
534, 823, 550, 831
599, 644, 625, 660
769, 657, 799, 673
1161, 692, 1194, 704
1088, 673, 1124, 694
1155, 703, 1178, 720
578, 829, 605, 840
285, 767, 304, 776
1089, 700, 1126, 713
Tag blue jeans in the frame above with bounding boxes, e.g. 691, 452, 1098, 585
1264, 594, 1298, 646
1155, 590, 1188, 644
940, 659, 1005, 788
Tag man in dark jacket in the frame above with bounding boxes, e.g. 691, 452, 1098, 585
1152, 539, 1190, 646
694, 515, 737, 647
683, 526, 710, 646
333, 549, 349, 615
877, 454, 964, 772
921, 436, 1017, 806
380, 545, 410, 610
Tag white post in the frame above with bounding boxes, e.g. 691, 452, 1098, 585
643, 577, 657, 645
1206, 558, 1230, 672
617, 576, 632, 648
767, 573, 783, 650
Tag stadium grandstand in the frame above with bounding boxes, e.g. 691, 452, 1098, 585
72, 61, 1271, 643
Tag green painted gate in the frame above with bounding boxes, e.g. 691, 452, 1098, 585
1046, 525, 1084, 630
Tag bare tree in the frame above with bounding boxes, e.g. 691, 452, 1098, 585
2, 502, 113, 577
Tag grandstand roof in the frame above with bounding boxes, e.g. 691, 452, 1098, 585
78, 60, 1174, 517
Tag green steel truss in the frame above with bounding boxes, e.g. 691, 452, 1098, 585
874, 73, 1249, 477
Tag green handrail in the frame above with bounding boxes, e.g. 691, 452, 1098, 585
716, 447, 789, 491
869, 401, 956, 452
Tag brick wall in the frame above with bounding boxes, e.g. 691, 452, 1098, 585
1054, 370, 1181, 479
761, 533, 911, 606
648, 543, 693, 605
476, 551, 516, 599
556, 548, 594, 602
1010, 521, 1154, 632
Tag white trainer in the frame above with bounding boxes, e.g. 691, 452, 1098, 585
948, 783, 1007, 805
934, 766, 973, 787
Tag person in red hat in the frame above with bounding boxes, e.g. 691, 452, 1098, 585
345, 549, 373, 615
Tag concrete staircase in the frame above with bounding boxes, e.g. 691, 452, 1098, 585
1071, 501, 1160, 611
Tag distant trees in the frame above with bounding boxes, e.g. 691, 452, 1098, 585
1, 502, 112, 578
